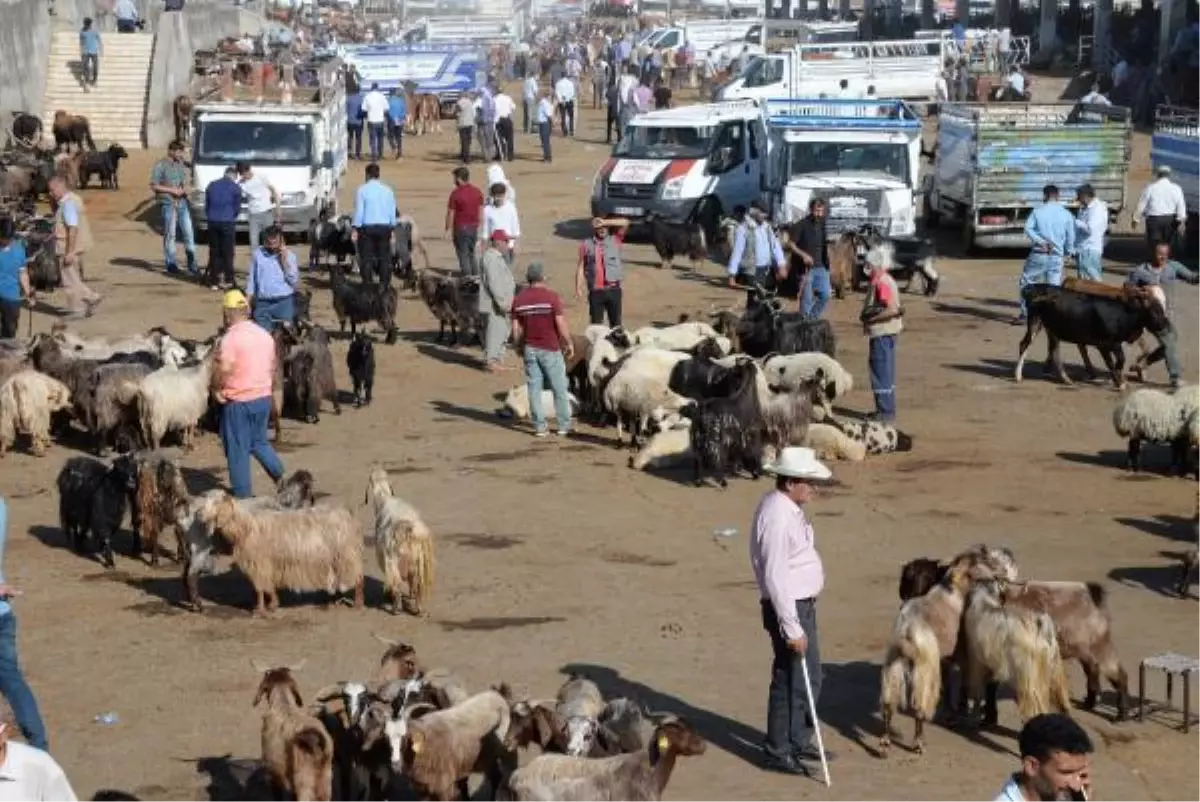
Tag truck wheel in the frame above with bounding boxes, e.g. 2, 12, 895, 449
923, 193, 941, 228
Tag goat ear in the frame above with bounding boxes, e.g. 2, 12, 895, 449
252, 684, 266, 708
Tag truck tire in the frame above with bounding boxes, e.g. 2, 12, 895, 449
923, 192, 941, 228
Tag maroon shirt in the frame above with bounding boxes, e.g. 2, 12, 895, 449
511, 285, 563, 351
447, 184, 484, 230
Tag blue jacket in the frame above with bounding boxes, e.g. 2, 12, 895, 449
346, 92, 364, 126
388, 95, 408, 124
205, 176, 242, 224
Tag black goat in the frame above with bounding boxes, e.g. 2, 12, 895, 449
78, 143, 128, 190
276, 469, 317, 508
735, 289, 837, 359
347, 332, 375, 407
56, 454, 139, 568
679, 360, 765, 488
309, 213, 357, 270
415, 270, 482, 347
281, 323, 340, 423
646, 211, 707, 271
667, 353, 742, 400
330, 263, 398, 343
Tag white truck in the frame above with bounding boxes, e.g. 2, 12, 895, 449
590, 100, 773, 237
1151, 105, 1198, 255
188, 60, 348, 239
638, 19, 761, 61
716, 38, 946, 102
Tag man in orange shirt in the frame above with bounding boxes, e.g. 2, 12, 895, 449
213, 290, 284, 498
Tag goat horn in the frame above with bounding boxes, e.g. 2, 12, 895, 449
312, 683, 345, 703
250, 659, 270, 674
372, 632, 400, 647
289, 658, 308, 673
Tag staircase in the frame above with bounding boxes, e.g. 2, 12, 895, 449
41, 29, 155, 149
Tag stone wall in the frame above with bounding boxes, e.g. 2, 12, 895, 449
0, 0, 52, 121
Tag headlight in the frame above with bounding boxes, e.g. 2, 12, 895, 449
281, 192, 307, 206
660, 176, 685, 200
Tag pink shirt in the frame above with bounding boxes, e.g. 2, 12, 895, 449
749, 490, 825, 640
218, 320, 275, 403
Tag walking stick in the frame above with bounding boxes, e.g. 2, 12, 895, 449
800, 657, 831, 787
26, 300, 33, 338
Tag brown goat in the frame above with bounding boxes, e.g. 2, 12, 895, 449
253, 663, 334, 802
373, 634, 422, 683
133, 454, 190, 566
173, 95, 195, 143
52, 110, 96, 152
826, 231, 856, 300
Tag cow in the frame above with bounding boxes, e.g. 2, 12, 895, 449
52, 111, 96, 152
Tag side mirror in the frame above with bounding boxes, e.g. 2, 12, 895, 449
321, 150, 334, 170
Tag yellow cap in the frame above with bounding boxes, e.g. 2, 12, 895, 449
222, 289, 249, 310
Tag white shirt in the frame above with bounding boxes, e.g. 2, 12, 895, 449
1081, 90, 1111, 105
482, 201, 521, 243
240, 174, 276, 215
523, 76, 538, 102
554, 76, 576, 104
993, 775, 1024, 802
362, 90, 389, 124
493, 92, 515, 119
1006, 71, 1026, 94
1075, 197, 1109, 253
617, 74, 637, 106
1136, 177, 1188, 221
0, 742, 78, 802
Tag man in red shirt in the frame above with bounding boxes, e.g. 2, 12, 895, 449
574, 216, 630, 326
445, 166, 484, 277
861, 246, 903, 422
511, 262, 575, 437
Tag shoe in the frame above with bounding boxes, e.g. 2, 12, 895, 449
794, 744, 836, 763
533, 430, 548, 438
1170, 379, 1183, 391
1010, 315, 1026, 326
556, 429, 571, 437
165, 264, 181, 275
761, 752, 812, 777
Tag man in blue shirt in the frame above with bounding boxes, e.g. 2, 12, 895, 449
352, 162, 397, 286
346, 87, 365, 160
0, 497, 50, 752
1016, 184, 1075, 324
79, 17, 101, 87
115, 0, 140, 32
0, 219, 33, 339
204, 166, 242, 290
245, 226, 299, 331
387, 89, 407, 160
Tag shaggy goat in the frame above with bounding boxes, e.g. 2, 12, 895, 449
373, 634, 422, 683
347, 332, 376, 408
282, 324, 341, 424
400, 689, 512, 801
1112, 385, 1199, 474
197, 495, 365, 615
136, 354, 213, 450
276, 470, 316, 509
555, 676, 606, 757
253, 663, 335, 802
0, 370, 71, 456
364, 467, 435, 616
501, 719, 706, 801
55, 454, 139, 568
645, 212, 706, 271
78, 143, 128, 190
86, 362, 151, 454
415, 270, 482, 347
680, 360, 767, 488
330, 263, 398, 344
131, 450, 189, 565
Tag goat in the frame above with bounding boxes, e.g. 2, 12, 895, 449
645, 211, 706, 271
364, 467, 435, 616
400, 689, 512, 801
347, 332, 375, 408
0, 370, 71, 456
131, 450, 189, 565
276, 469, 316, 509
373, 634, 422, 683
330, 263, 398, 344
679, 360, 767, 488
309, 213, 357, 271
135, 353, 214, 450
86, 362, 151, 455
173, 95, 194, 143
55, 454, 139, 568
281, 324, 340, 424
555, 676, 606, 757
253, 663, 334, 802
51, 110, 95, 152
415, 270, 482, 347
78, 143, 128, 190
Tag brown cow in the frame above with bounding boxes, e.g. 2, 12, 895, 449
173, 95, 195, 144
52, 110, 96, 153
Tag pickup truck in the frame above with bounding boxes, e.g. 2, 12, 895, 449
924, 102, 1132, 250
1151, 105, 1198, 255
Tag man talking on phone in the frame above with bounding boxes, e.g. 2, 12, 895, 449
995, 714, 1093, 801
245, 226, 299, 332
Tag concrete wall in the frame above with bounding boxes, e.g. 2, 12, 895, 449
0, 0, 52, 121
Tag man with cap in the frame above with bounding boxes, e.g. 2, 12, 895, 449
861, 245, 903, 422
575, 216, 631, 327
1015, 185, 1074, 325
214, 289, 285, 499
1135, 165, 1188, 256
1073, 184, 1108, 281
511, 263, 574, 437
750, 446, 833, 777
479, 230, 516, 373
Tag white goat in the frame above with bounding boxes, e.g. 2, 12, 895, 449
364, 467, 435, 616
0, 370, 72, 457
136, 353, 214, 450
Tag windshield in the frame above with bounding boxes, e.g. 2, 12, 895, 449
613, 125, 714, 159
742, 56, 784, 87
787, 141, 909, 184
196, 120, 313, 165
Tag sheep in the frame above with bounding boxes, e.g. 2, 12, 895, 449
347, 331, 375, 408
196, 494, 365, 615
629, 321, 720, 352
801, 422, 867, 462
960, 580, 1074, 725
500, 719, 706, 801
1112, 385, 1200, 475
555, 676, 606, 757
499, 384, 582, 421
0, 350, 29, 390
830, 416, 913, 455
0, 369, 71, 456
281, 323, 341, 424
276, 469, 316, 509
134, 353, 212, 451
131, 450, 189, 565
253, 663, 335, 802
585, 328, 633, 419
600, 348, 692, 448
400, 689, 512, 801
629, 425, 693, 471
50, 326, 186, 364
364, 467, 435, 616
762, 352, 853, 422
55, 454, 139, 568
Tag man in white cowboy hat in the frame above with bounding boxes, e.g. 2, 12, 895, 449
750, 446, 833, 777
861, 244, 903, 422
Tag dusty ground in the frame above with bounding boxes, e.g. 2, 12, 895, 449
2, 85, 1197, 801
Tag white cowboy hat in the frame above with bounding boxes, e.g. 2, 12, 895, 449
764, 447, 832, 481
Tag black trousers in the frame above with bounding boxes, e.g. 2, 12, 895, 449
606, 113, 618, 143
0, 298, 21, 339
761, 598, 822, 758
457, 126, 473, 163
1145, 214, 1180, 254
587, 285, 622, 326
496, 117, 515, 161
348, 125, 363, 158
357, 225, 393, 285
206, 221, 237, 287
558, 100, 575, 136
389, 122, 404, 157
453, 228, 478, 276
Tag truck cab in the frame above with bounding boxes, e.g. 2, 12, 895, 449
590, 100, 773, 237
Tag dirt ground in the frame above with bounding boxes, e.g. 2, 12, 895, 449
2, 86, 1197, 801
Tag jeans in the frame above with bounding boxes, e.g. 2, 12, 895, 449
868, 334, 897, 421
587, 286, 622, 326
1076, 249, 1103, 281
207, 220, 236, 286
247, 210, 273, 250
160, 201, 196, 271
538, 121, 552, 162
0, 299, 21, 338
220, 397, 284, 499
348, 124, 363, 158
0, 612, 49, 751
357, 224, 393, 285
800, 265, 832, 319
457, 126, 473, 162
477, 122, 498, 161
496, 117, 515, 161
81, 53, 98, 84
389, 122, 404, 156
558, 100, 575, 136
1018, 253, 1064, 317
453, 228, 478, 277
484, 313, 509, 364
367, 122, 385, 161
524, 347, 572, 433
761, 598, 821, 759
252, 294, 294, 332
1142, 324, 1183, 382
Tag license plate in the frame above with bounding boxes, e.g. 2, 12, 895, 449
614, 206, 643, 216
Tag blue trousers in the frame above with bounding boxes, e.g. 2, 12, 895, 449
160, 201, 197, 272
252, 295, 294, 332
1018, 253, 1064, 317
1076, 250, 1103, 281
538, 121, 552, 162
220, 397, 284, 499
0, 612, 49, 751
348, 124, 363, 158
801, 265, 832, 319
367, 122, 385, 161
868, 334, 897, 422
524, 347, 572, 433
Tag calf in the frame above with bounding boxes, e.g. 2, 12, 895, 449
52, 110, 96, 152
646, 212, 706, 271
79, 143, 129, 190
1015, 284, 1171, 389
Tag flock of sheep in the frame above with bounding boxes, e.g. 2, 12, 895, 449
251, 641, 705, 801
